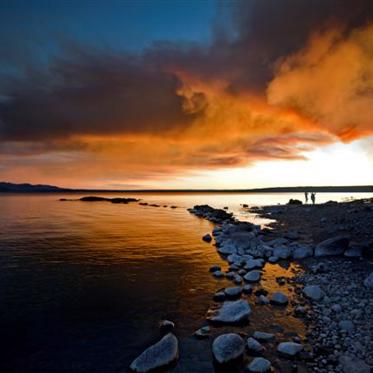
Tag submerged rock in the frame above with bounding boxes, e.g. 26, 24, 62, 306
247, 357, 271, 372
314, 236, 349, 256
130, 333, 179, 372
303, 285, 323, 301
212, 333, 245, 364
210, 299, 251, 324
277, 342, 303, 357
202, 233, 212, 243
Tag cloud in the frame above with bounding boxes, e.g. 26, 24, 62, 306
0, 0, 372, 186
267, 24, 373, 141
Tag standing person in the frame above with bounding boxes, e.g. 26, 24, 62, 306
311, 192, 316, 205
305, 191, 309, 204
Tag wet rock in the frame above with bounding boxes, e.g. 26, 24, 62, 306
130, 333, 179, 372
268, 256, 279, 263
244, 270, 261, 283
277, 342, 303, 357
247, 357, 272, 372
246, 337, 265, 354
213, 271, 225, 279
303, 285, 324, 301
257, 295, 270, 305
293, 245, 313, 259
252, 331, 275, 342
243, 284, 253, 294
233, 274, 243, 285
314, 236, 349, 256
363, 272, 373, 288
245, 259, 264, 270
202, 233, 212, 243
339, 354, 371, 373
270, 292, 289, 306
159, 320, 174, 332
210, 299, 251, 324
225, 286, 242, 299
209, 265, 221, 273
344, 245, 362, 257
194, 326, 210, 339
273, 246, 291, 259
212, 333, 245, 364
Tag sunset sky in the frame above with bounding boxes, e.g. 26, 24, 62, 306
0, 0, 372, 189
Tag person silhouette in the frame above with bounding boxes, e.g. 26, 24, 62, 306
305, 192, 309, 204
311, 192, 316, 205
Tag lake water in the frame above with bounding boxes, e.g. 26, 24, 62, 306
0, 192, 371, 372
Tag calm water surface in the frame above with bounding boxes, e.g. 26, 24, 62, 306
0, 192, 371, 372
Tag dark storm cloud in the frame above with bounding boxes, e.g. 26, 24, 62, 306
0, 0, 372, 142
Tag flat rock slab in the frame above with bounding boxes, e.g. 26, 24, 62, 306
210, 299, 251, 324
130, 333, 179, 373
212, 333, 245, 364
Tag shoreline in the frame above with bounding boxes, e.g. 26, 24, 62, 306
184, 200, 372, 373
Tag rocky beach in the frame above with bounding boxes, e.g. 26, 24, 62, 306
130, 197, 373, 373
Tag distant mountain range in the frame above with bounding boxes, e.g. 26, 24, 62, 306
0, 182, 373, 193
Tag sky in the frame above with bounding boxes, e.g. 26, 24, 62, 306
0, 0, 372, 189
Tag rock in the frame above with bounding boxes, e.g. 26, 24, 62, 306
245, 259, 264, 270
257, 295, 269, 305
247, 357, 271, 372
243, 284, 253, 294
339, 354, 371, 373
270, 292, 289, 306
213, 291, 226, 302
314, 236, 349, 256
202, 233, 212, 242
209, 265, 221, 272
246, 337, 265, 354
194, 326, 210, 339
212, 333, 245, 364
294, 305, 306, 316
159, 320, 174, 332
331, 304, 342, 313
233, 274, 243, 285
224, 286, 242, 299
213, 270, 225, 278
363, 272, 373, 288
344, 245, 362, 257
218, 243, 237, 255
252, 331, 275, 342
303, 285, 324, 301
210, 299, 251, 324
130, 333, 179, 372
339, 320, 354, 333
273, 246, 291, 259
268, 256, 279, 263
277, 342, 303, 357
244, 270, 261, 283
293, 245, 314, 259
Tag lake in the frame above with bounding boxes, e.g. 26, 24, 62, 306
0, 192, 371, 372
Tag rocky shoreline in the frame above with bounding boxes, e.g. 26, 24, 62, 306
128, 199, 373, 373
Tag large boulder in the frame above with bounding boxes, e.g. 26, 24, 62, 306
212, 333, 245, 364
130, 333, 179, 372
210, 300, 251, 324
277, 342, 303, 357
315, 236, 349, 256
303, 285, 324, 301
363, 272, 373, 288
247, 357, 272, 372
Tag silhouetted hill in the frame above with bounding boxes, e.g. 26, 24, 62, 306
0, 182, 70, 193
